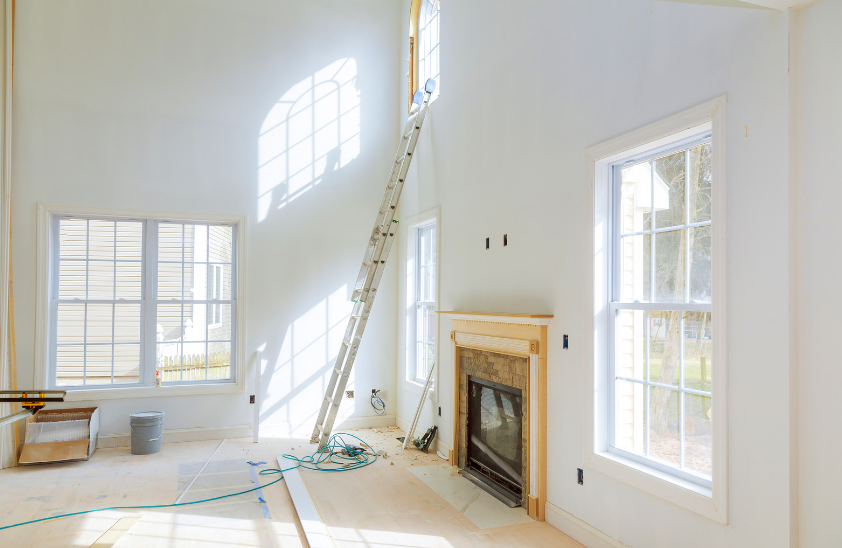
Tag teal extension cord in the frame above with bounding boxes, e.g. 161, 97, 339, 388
0, 432, 377, 532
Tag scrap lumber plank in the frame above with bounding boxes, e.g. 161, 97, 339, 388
278, 456, 334, 548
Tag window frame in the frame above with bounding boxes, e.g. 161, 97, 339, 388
607, 137, 713, 489
584, 97, 728, 523
408, 0, 440, 111
403, 208, 440, 397
36, 204, 248, 401
414, 221, 437, 384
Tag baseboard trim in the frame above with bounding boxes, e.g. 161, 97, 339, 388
336, 414, 397, 429
97, 424, 252, 449
545, 501, 630, 548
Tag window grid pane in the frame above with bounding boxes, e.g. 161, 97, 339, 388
612, 141, 713, 483
55, 218, 144, 386
418, 0, 440, 98
156, 222, 235, 383
414, 222, 437, 382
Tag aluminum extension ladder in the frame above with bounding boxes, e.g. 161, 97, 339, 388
310, 78, 437, 449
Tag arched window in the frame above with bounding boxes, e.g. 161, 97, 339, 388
409, 0, 439, 109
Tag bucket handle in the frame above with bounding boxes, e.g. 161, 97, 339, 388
131, 424, 163, 442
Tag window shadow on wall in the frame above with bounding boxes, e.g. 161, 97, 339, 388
256, 284, 356, 438
257, 58, 360, 222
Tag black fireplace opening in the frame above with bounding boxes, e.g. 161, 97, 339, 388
466, 375, 524, 505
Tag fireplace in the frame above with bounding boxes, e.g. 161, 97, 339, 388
465, 375, 524, 506
442, 311, 551, 520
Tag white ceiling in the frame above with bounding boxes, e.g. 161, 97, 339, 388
654, 0, 821, 9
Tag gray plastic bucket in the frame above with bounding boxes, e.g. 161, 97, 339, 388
130, 411, 165, 455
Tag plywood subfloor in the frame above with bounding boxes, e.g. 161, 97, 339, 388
0, 428, 581, 548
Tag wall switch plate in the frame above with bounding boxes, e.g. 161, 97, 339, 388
503, 234, 507, 246
346, 390, 354, 399
486, 237, 490, 250
577, 468, 584, 485
564, 335, 569, 349
249, 395, 255, 404
438, 406, 441, 416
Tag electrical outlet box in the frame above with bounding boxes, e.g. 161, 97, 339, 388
438, 406, 442, 416
249, 395, 255, 404
346, 390, 354, 399
577, 468, 584, 485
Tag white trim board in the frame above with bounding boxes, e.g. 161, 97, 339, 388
401, 207, 441, 400
97, 424, 251, 449
545, 502, 630, 548
279, 456, 335, 548
583, 96, 729, 523
335, 414, 397, 430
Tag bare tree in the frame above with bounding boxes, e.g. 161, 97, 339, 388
649, 145, 710, 434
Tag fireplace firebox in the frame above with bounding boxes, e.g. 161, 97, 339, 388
463, 375, 524, 507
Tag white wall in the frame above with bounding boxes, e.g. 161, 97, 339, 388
397, 0, 791, 546
797, 1, 842, 546
12, 0, 401, 437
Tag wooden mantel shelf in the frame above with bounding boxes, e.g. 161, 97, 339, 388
437, 311, 553, 318
437, 311, 553, 326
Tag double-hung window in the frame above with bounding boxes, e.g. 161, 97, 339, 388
587, 98, 727, 522
609, 138, 713, 487
48, 213, 239, 390
414, 222, 437, 384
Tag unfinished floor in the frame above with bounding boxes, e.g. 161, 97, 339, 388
0, 428, 580, 547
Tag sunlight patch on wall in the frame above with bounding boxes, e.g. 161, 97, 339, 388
263, 285, 354, 436
258, 59, 360, 222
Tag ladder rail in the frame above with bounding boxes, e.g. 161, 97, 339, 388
310, 81, 436, 447
402, 360, 436, 450
317, 227, 399, 444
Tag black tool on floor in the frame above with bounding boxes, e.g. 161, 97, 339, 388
413, 426, 438, 453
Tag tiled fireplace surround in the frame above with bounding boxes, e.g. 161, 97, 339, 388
441, 312, 552, 521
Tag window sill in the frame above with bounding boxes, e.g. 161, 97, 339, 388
61, 382, 243, 402
587, 450, 726, 523
404, 378, 436, 400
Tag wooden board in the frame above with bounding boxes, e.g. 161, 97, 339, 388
278, 456, 334, 548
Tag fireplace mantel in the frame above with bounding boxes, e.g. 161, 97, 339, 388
439, 311, 552, 521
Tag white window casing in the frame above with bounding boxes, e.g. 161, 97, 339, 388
35, 204, 247, 401
404, 208, 440, 398
584, 97, 728, 523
